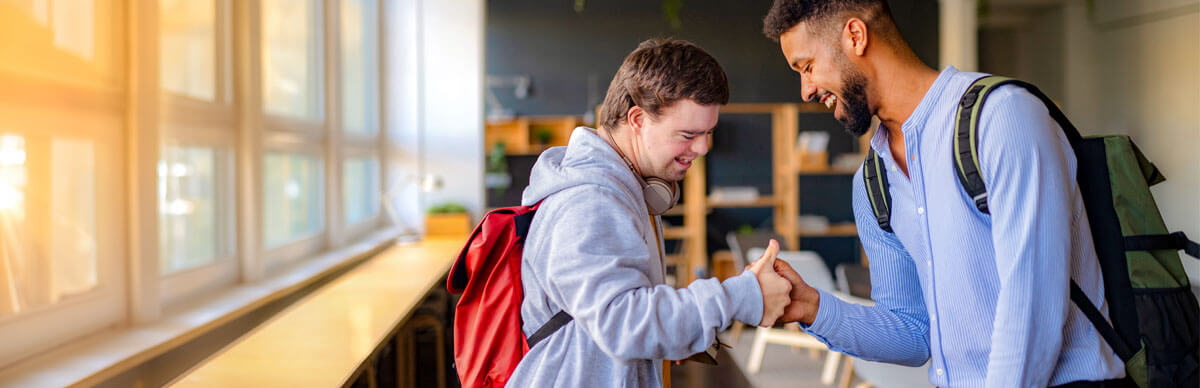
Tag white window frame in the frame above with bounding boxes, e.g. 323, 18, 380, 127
157, 0, 241, 308
0, 0, 403, 373
256, 0, 331, 271
260, 142, 328, 273
332, 0, 386, 245
0, 77, 128, 368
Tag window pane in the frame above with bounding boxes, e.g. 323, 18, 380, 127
160, 0, 216, 100
343, 156, 378, 225
340, 0, 378, 135
0, 134, 99, 317
0, 0, 121, 87
158, 146, 223, 274
261, 0, 322, 120
263, 152, 322, 249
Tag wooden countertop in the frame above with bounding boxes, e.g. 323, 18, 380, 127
168, 236, 463, 387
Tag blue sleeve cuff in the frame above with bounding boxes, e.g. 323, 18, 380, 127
723, 270, 763, 326
803, 289, 844, 338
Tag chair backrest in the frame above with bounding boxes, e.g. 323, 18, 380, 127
726, 230, 788, 269
835, 263, 872, 300
748, 248, 834, 292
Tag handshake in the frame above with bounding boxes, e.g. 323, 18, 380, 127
747, 239, 821, 327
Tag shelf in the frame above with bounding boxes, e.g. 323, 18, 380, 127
706, 196, 778, 209
795, 223, 858, 237
662, 227, 690, 239
721, 102, 831, 114
485, 115, 581, 156
796, 167, 858, 175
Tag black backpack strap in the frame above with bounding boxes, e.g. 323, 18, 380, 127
862, 149, 893, 233
1124, 231, 1200, 259
1070, 280, 1137, 362
952, 76, 1085, 215
527, 310, 573, 348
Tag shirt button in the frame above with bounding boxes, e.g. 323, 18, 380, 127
931, 314, 937, 322
936, 368, 944, 376
917, 207, 925, 215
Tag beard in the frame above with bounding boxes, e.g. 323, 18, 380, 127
835, 57, 873, 137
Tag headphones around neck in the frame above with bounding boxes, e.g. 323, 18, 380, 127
640, 175, 681, 216
598, 128, 681, 216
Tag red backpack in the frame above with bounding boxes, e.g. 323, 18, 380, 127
446, 202, 572, 388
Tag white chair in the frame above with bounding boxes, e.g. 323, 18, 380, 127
743, 248, 841, 385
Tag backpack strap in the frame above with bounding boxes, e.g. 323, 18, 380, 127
513, 200, 573, 349
861, 149, 893, 233
1069, 281, 1137, 362
1124, 231, 1200, 259
953, 76, 1085, 215
527, 310, 573, 348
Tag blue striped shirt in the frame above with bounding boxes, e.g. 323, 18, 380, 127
804, 67, 1125, 387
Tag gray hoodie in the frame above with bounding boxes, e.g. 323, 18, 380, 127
507, 127, 764, 387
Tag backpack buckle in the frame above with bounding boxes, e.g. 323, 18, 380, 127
973, 192, 989, 213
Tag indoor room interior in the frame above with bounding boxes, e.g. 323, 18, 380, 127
0, 0, 1196, 387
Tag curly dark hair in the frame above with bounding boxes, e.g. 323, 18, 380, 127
762, 0, 898, 43
599, 38, 730, 131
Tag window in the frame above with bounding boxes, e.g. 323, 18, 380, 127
263, 152, 323, 249
343, 155, 379, 224
340, 0, 379, 136
337, 0, 383, 236
262, 0, 324, 120
0, 2, 126, 369
159, 0, 216, 101
0, 0, 121, 87
157, 0, 237, 306
158, 146, 229, 274
0, 135, 101, 316
0, 0, 403, 372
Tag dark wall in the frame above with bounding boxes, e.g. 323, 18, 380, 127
487, 0, 941, 116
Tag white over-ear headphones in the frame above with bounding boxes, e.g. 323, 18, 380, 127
597, 128, 681, 215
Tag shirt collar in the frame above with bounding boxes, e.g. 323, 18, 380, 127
869, 66, 960, 157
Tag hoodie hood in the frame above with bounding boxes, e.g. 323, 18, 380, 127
521, 127, 645, 208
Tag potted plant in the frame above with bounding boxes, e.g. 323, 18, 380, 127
425, 202, 471, 237
532, 126, 554, 150
485, 142, 512, 197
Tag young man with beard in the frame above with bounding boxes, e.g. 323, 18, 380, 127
760, 1, 1128, 386
506, 38, 793, 387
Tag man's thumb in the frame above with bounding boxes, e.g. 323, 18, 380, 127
761, 239, 779, 265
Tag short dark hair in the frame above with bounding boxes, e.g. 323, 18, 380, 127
762, 0, 899, 43
599, 38, 730, 131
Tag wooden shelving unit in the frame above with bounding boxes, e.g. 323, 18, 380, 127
485, 115, 583, 156
667, 102, 870, 283
795, 222, 859, 238
492, 105, 866, 284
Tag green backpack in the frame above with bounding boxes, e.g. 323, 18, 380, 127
861, 76, 1199, 387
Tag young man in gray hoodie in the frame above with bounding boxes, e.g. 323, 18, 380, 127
507, 38, 794, 387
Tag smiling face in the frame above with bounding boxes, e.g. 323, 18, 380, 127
627, 99, 718, 182
779, 22, 874, 137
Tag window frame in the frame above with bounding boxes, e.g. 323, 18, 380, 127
0, 0, 400, 372
331, 0, 386, 245
157, 0, 240, 307
0, 76, 128, 368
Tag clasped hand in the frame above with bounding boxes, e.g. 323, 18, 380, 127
747, 239, 821, 327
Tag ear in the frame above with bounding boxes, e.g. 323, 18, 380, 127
625, 105, 646, 135
842, 17, 869, 57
